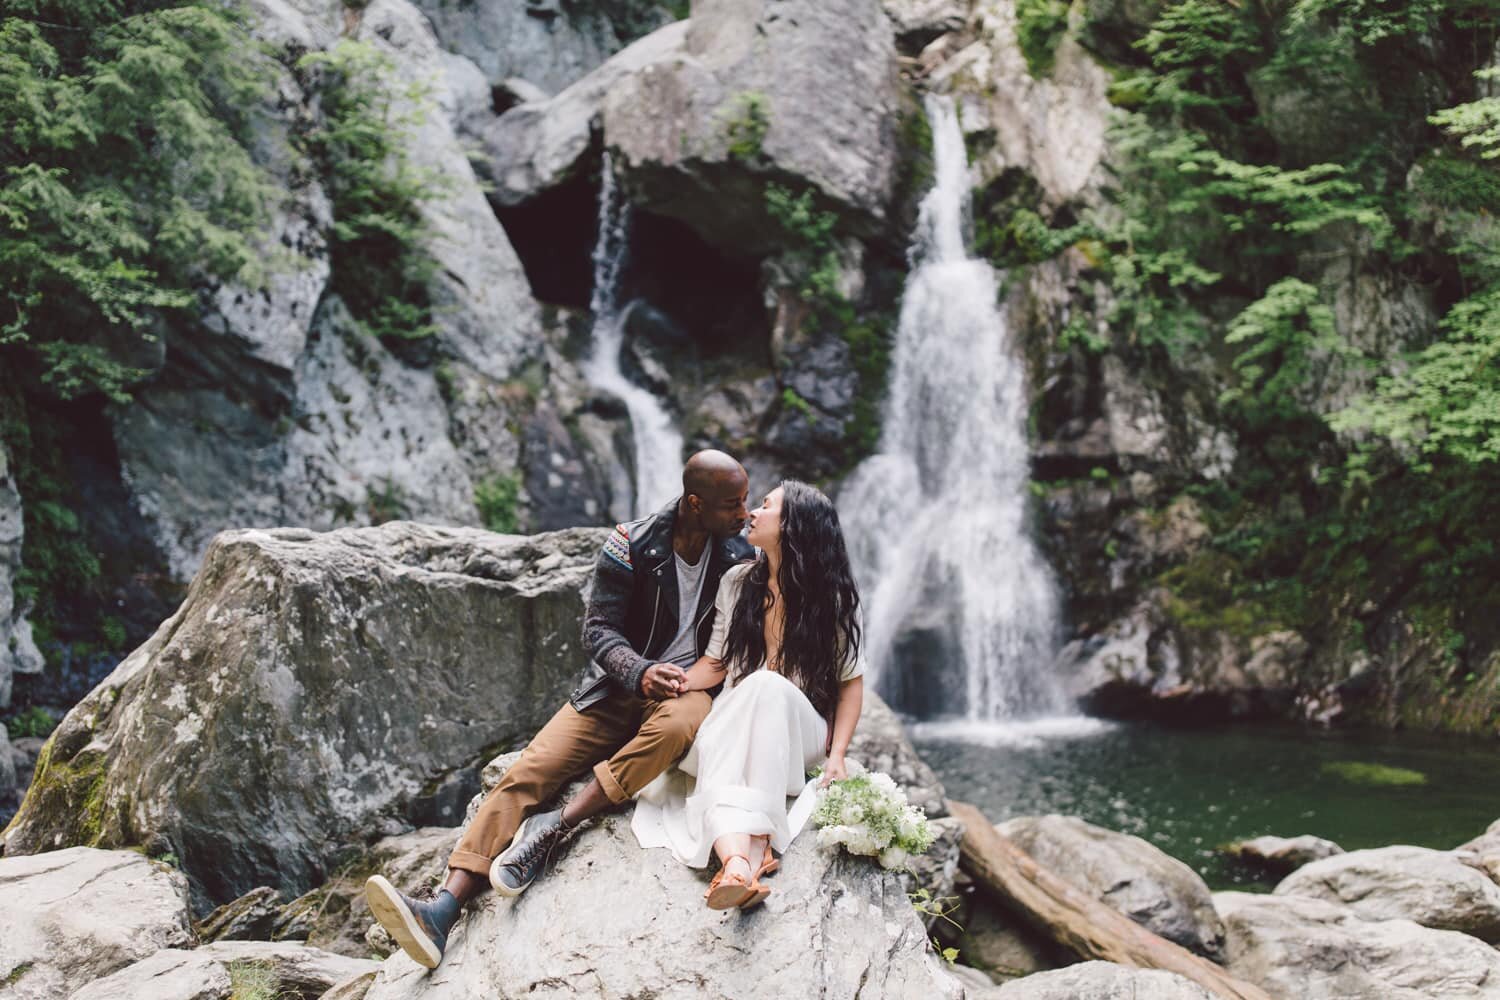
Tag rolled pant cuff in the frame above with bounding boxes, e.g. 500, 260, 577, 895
447, 849, 492, 876
592, 760, 630, 804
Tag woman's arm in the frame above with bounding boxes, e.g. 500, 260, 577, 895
819, 676, 864, 786
681, 655, 727, 692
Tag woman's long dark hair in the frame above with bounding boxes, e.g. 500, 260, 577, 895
721, 480, 862, 731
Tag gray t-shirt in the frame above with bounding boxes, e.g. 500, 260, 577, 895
656, 545, 709, 667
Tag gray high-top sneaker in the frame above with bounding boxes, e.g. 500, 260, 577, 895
490, 808, 570, 896
364, 875, 460, 969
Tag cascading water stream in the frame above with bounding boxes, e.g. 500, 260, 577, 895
584, 155, 685, 515
840, 95, 1077, 733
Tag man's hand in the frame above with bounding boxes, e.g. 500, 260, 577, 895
641, 663, 688, 700
819, 754, 848, 788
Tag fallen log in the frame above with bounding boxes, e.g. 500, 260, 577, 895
946, 799, 1275, 1000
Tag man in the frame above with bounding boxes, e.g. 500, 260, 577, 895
365, 450, 752, 968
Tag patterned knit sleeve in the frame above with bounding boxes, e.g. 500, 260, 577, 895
582, 524, 651, 694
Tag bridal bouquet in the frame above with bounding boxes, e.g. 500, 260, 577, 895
811, 760, 935, 870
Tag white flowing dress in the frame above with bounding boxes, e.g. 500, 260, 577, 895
632, 563, 865, 867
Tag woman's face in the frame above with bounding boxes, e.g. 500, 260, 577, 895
745, 487, 784, 552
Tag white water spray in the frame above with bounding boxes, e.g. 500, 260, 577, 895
584, 156, 685, 515
840, 95, 1069, 723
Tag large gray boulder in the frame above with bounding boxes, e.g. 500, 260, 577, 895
3, 523, 606, 909
1275, 845, 1500, 941
602, 0, 905, 251
0, 442, 45, 709
983, 961, 1214, 999
479, 22, 691, 205
70, 941, 378, 1000
361, 805, 964, 1000
411, 0, 675, 97
1216, 890, 1500, 999
996, 815, 1226, 959
0, 847, 195, 1000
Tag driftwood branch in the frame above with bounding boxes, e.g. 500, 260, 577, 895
946, 799, 1274, 1000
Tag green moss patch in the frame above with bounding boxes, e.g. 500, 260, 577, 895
1322, 761, 1428, 787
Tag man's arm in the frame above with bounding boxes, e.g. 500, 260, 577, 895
581, 525, 654, 695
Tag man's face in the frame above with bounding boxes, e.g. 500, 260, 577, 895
692, 472, 749, 539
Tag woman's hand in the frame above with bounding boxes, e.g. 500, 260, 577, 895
681, 656, 726, 692
819, 754, 848, 788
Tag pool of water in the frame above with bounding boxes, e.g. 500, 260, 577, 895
913, 717, 1500, 890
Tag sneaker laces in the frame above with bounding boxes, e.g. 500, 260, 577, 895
505, 818, 562, 873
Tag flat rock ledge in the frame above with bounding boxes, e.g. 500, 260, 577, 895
0, 847, 194, 1000
70, 941, 379, 1000
360, 804, 963, 1000
1275, 845, 1500, 942
1216, 890, 1500, 999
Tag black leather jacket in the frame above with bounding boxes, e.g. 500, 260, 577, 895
572, 498, 754, 712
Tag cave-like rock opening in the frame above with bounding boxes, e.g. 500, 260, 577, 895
491, 166, 600, 309
620, 209, 769, 359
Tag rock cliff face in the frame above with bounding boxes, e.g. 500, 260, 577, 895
112, 0, 546, 585
2, 523, 605, 909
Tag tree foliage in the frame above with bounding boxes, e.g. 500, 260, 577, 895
1082, 0, 1500, 653
0, 0, 277, 402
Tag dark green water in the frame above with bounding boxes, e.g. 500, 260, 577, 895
913, 718, 1500, 890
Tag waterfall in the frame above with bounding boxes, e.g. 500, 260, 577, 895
583, 155, 685, 515
839, 95, 1071, 726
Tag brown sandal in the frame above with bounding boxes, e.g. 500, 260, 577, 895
705, 854, 757, 910
739, 853, 779, 909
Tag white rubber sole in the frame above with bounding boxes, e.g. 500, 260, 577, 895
489, 814, 543, 897
365, 875, 442, 969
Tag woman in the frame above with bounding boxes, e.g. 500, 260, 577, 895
632, 480, 865, 909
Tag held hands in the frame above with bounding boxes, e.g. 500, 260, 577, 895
641, 663, 688, 700
819, 754, 848, 788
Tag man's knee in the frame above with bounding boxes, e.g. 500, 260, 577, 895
645, 691, 711, 744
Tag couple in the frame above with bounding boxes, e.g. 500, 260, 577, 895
365, 449, 866, 969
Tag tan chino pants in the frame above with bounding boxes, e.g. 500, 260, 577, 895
447, 690, 712, 875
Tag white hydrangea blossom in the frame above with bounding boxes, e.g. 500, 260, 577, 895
810, 763, 935, 870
